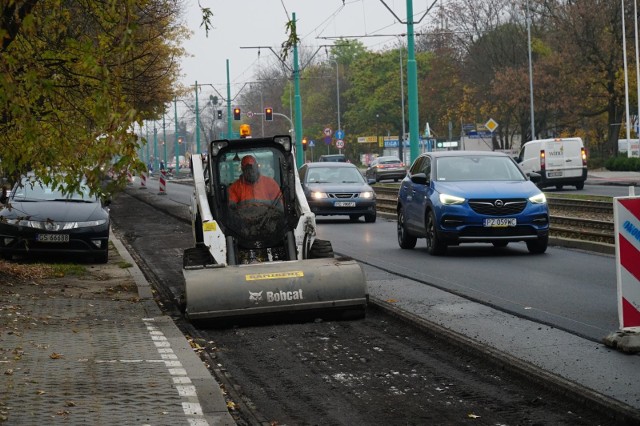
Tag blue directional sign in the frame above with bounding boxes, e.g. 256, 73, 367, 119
308, 140, 315, 148
335, 129, 345, 140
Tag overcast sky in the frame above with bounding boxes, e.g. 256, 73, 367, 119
178, 0, 436, 92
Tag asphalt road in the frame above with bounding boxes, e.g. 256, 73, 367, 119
109, 186, 627, 425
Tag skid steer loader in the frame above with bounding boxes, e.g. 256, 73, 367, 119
182, 131, 368, 323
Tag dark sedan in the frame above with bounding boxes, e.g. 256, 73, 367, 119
299, 162, 377, 222
0, 175, 110, 263
365, 156, 407, 183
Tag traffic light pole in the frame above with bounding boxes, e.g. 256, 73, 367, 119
292, 13, 304, 167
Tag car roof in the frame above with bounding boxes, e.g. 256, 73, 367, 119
425, 150, 510, 158
305, 162, 356, 168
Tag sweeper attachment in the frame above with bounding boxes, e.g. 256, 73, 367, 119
182, 132, 367, 323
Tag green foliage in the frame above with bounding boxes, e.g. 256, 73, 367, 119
0, 0, 187, 197
604, 156, 640, 171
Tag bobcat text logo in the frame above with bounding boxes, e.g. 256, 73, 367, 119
248, 290, 263, 304
248, 289, 304, 304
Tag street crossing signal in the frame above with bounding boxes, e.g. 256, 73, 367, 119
302, 137, 308, 151
217, 110, 222, 119
233, 108, 241, 120
265, 107, 273, 121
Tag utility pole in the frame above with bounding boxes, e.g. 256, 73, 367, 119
174, 97, 180, 174
194, 81, 200, 154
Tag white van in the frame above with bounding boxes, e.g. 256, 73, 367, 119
516, 137, 587, 190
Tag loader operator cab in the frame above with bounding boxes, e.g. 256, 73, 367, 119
206, 135, 299, 264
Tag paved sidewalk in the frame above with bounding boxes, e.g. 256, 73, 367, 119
0, 234, 235, 425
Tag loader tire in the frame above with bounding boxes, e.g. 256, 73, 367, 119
308, 239, 334, 259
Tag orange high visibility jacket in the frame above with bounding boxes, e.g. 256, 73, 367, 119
228, 175, 282, 206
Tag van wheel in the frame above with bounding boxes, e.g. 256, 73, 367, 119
426, 211, 447, 255
397, 208, 417, 249
575, 182, 584, 190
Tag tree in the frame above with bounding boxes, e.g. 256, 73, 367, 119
0, 0, 189, 196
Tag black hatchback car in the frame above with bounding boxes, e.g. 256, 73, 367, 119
299, 162, 377, 222
0, 174, 110, 263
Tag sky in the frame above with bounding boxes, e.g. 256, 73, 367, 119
178, 0, 438, 94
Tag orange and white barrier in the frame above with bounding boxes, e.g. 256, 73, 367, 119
127, 171, 134, 185
140, 171, 147, 189
158, 170, 167, 195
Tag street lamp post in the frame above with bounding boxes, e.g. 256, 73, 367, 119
526, 0, 535, 140
329, 59, 342, 153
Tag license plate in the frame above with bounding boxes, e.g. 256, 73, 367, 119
548, 171, 563, 177
483, 218, 516, 227
36, 234, 70, 243
334, 201, 356, 207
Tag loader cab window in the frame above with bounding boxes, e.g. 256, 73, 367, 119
215, 147, 288, 249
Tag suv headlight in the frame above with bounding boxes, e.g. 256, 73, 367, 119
439, 193, 465, 205
529, 193, 547, 204
359, 191, 374, 199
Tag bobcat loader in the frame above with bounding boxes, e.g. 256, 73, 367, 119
182, 131, 367, 323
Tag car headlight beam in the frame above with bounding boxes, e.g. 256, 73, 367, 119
439, 193, 465, 205
310, 191, 328, 199
529, 193, 547, 204
359, 191, 374, 199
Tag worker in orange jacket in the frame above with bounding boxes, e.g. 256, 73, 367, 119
228, 155, 283, 209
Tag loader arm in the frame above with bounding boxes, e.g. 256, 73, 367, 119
191, 154, 227, 265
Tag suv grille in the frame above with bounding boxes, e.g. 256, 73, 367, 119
468, 198, 527, 216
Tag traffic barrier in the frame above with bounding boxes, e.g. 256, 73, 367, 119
140, 171, 147, 189
127, 171, 134, 185
158, 170, 167, 195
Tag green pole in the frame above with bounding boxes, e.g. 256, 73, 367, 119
195, 81, 200, 154
406, 0, 420, 163
174, 97, 180, 174
162, 113, 167, 168
153, 121, 158, 172
292, 12, 304, 166
145, 123, 150, 170
226, 60, 232, 138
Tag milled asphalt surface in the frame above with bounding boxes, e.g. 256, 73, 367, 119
1, 168, 640, 424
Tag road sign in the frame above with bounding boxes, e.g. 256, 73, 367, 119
335, 130, 344, 140
308, 140, 315, 148
336, 139, 344, 149
246, 111, 254, 118
324, 136, 332, 145
485, 118, 499, 133
324, 127, 332, 136
357, 136, 377, 143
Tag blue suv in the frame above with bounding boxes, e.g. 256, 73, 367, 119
397, 151, 549, 255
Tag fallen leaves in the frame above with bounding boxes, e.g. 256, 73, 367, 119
49, 352, 64, 359
0, 260, 56, 282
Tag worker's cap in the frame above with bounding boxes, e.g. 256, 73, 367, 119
241, 155, 257, 168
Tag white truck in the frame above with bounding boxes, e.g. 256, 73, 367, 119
516, 137, 588, 190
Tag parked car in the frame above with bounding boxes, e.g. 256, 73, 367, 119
397, 151, 549, 255
365, 156, 407, 183
0, 174, 110, 263
318, 154, 347, 162
299, 162, 376, 222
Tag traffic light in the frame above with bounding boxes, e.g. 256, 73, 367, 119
265, 107, 273, 121
217, 110, 222, 119
233, 107, 241, 120
302, 137, 308, 151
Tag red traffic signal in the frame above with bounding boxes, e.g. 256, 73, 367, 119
233, 107, 241, 120
265, 107, 273, 121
